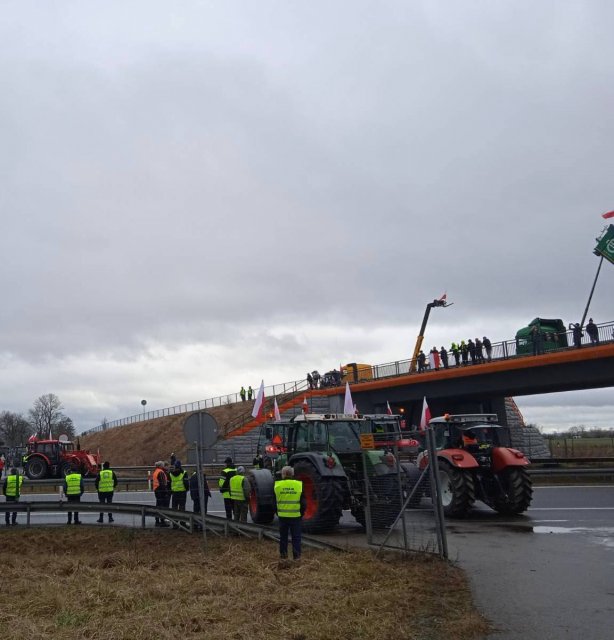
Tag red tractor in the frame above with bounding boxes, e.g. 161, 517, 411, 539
414, 413, 533, 517
24, 435, 100, 480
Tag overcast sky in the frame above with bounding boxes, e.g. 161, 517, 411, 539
1, 1, 613, 433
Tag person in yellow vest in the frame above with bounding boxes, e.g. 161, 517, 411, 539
152, 460, 170, 527
3, 467, 24, 526
229, 466, 250, 523
218, 457, 236, 520
95, 461, 118, 524
63, 464, 84, 525
274, 466, 306, 561
169, 459, 189, 528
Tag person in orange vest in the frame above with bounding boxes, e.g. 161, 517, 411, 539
152, 461, 170, 527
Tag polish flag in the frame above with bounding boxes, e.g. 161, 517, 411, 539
602, 210, 614, 219
302, 396, 309, 413
343, 382, 354, 414
274, 398, 281, 422
438, 292, 447, 302
386, 401, 393, 415
419, 396, 431, 431
251, 380, 265, 419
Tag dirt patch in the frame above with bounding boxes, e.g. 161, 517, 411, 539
0, 528, 490, 640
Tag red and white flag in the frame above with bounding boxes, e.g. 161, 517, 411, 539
438, 292, 447, 302
602, 210, 614, 219
251, 380, 265, 419
274, 398, 281, 422
302, 396, 309, 414
386, 401, 393, 415
419, 396, 431, 431
343, 382, 354, 414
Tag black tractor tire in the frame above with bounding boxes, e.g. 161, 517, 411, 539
492, 467, 533, 515
293, 460, 345, 533
351, 473, 403, 529
247, 469, 276, 525
25, 457, 48, 480
401, 462, 424, 508
438, 462, 475, 518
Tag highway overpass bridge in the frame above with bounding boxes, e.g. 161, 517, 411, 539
314, 341, 614, 430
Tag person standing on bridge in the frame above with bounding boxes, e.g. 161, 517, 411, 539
439, 346, 449, 369
248, 386, 254, 401
586, 318, 599, 345
3, 467, 23, 526
169, 460, 189, 528
450, 343, 460, 367
417, 350, 426, 373
95, 461, 118, 524
467, 339, 476, 364
64, 463, 84, 525
460, 340, 469, 365
274, 465, 306, 563
240, 386, 246, 402
483, 336, 493, 361
570, 323, 583, 349
219, 457, 236, 520
230, 465, 250, 523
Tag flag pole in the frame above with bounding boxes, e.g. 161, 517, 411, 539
580, 255, 604, 329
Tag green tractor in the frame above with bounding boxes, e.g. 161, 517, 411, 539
248, 413, 406, 533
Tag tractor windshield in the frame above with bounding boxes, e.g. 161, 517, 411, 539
327, 421, 362, 452
60, 442, 75, 453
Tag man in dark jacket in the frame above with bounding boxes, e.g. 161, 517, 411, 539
190, 467, 212, 527
95, 461, 118, 523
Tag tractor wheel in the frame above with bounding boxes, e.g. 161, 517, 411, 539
25, 457, 48, 480
293, 460, 345, 533
493, 468, 533, 515
247, 469, 275, 525
401, 462, 423, 508
351, 473, 403, 529
438, 462, 475, 518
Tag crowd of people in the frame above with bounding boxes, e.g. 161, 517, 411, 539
417, 336, 493, 372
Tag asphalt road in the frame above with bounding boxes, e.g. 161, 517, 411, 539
447, 485, 614, 640
5, 485, 614, 639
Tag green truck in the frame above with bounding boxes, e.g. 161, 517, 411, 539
515, 318, 568, 355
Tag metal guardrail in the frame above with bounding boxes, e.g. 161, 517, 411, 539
0, 501, 343, 551
83, 321, 614, 436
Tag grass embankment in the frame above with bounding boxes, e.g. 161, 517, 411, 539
0, 528, 489, 640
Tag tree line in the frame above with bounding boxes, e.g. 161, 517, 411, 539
0, 393, 75, 448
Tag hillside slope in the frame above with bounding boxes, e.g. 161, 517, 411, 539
80, 402, 251, 466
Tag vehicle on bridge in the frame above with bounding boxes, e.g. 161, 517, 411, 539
23, 435, 101, 480
415, 413, 533, 517
341, 363, 374, 383
515, 318, 568, 355
249, 413, 408, 532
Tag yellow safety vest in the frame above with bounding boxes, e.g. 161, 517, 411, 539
229, 474, 246, 502
170, 471, 187, 493
218, 467, 235, 499
274, 479, 303, 518
65, 473, 82, 496
98, 469, 114, 493
5, 474, 23, 498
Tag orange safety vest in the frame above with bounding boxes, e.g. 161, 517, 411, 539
152, 468, 167, 491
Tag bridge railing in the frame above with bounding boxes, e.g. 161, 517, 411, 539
84, 320, 614, 436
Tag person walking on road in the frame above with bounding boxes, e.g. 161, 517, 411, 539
274, 465, 306, 563
218, 457, 236, 520
64, 464, 84, 525
190, 466, 212, 528
95, 461, 118, 523
169, 460, 189, 527
3, 467, 23, 526
230, 466, 250, 523
152, 461, 170, 527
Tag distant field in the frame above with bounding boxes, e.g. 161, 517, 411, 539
0, 528, 489, 640
546, 437, 614, 457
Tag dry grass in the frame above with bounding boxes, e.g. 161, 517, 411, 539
0, 528, 490, 640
